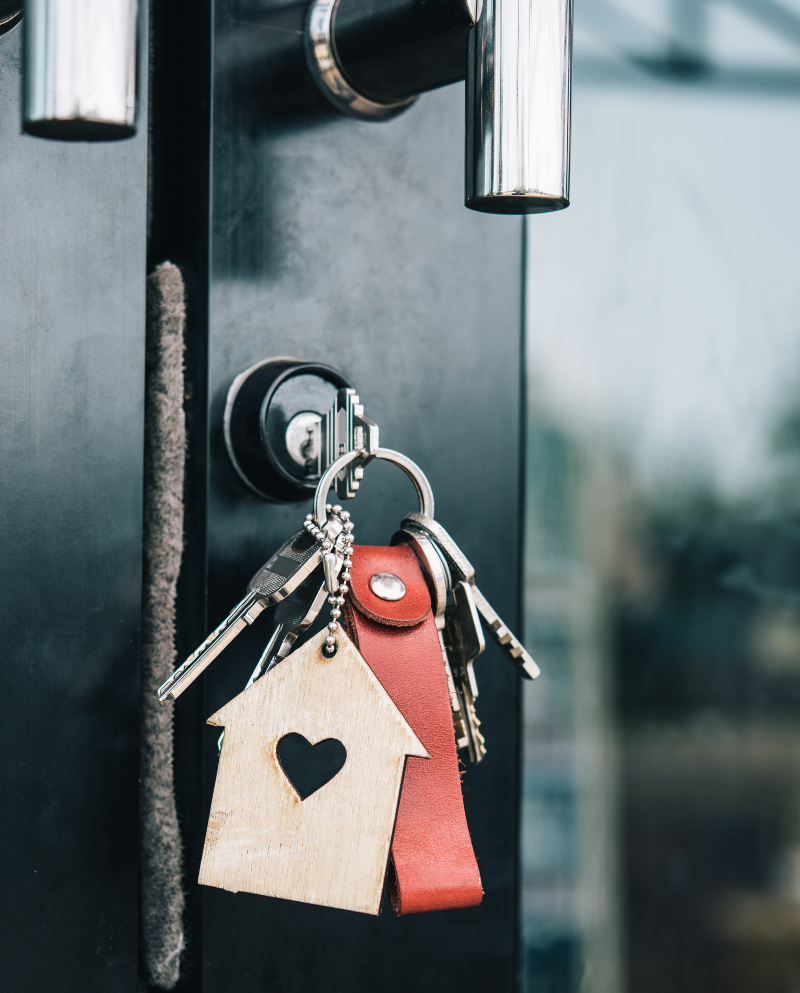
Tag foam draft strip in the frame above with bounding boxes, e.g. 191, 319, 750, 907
140, 262, 187, 990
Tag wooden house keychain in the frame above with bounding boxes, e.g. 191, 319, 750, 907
158, 423, 539, 916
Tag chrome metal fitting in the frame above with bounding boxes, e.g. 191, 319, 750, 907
304, 0, 416, 122
23, 0, 138, 141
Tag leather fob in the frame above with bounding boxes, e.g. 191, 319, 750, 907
344, 544, 483, 915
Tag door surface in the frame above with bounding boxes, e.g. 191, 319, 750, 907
0, 19, 149, 993
1, 0, 527, 987
157, 0, 527, 986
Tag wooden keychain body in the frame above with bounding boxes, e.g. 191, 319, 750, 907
200, 626, 427, 915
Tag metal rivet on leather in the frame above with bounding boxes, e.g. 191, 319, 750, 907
369, 572, 406, 601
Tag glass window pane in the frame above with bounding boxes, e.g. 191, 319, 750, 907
522, 4, 800, 991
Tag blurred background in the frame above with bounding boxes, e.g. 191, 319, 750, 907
520, 0, 800, 990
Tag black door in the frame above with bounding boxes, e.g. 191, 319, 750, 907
1, 0, 527, 986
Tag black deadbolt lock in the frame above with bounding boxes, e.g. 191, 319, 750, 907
224, 358, 353, 502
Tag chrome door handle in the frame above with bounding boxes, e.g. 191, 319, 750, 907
23, 0, 138, 141
465, 0, 572, 213
304, 0, 572, 214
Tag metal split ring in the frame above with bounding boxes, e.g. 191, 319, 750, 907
313, 448, 434, 525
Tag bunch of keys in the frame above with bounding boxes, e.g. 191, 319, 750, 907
157, 505, 353, 703
393, 512, 539, 763
157, 446, 539, 765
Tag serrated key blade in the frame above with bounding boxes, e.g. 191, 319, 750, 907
471, 586, 540, 679
158, 526, 336, 704
443, 581, 488, 763
401, 513, 539, 679
157, 589, 267, 703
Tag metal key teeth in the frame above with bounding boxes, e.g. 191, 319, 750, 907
158, 612, 236, 696
489, 618, 527, 656
494, 627, 539, 674
454, 669, 486, 764
469, 586, 539, 679
189, 616, 232, 661
453, 713, 470, 751
465, 699, 486, 761
487, 616, 521, 655
487, 617, 508, 639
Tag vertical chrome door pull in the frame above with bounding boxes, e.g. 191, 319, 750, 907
23, 0, 138, 141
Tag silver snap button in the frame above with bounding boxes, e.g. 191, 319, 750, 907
369, 572, 406, 601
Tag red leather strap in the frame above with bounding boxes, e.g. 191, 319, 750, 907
349, 544, 431, 627
344, 545, 483, 915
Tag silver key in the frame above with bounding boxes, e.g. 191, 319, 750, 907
401, 512, 540, 680
393, 524, 477, 759
469, 586, 539, 678
246, 518, 343, 601
157, 589, 268, 704
443, 581, 487, 764
245, 572, 330, 686
218, 572, 331, 752
158, 519, 344, 703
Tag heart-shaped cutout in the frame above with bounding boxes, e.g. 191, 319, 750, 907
276, 733, 347, 800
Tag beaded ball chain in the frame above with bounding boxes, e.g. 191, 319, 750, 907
303, 504, 354, 655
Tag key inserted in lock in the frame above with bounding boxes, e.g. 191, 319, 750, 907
224, 358, 378, 503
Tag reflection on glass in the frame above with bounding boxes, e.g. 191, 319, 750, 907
521, 1, 800, 991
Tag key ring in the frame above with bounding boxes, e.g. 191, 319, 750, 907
313, 448, 435, 526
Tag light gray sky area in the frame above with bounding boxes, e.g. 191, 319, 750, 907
527, 0, 800, 497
